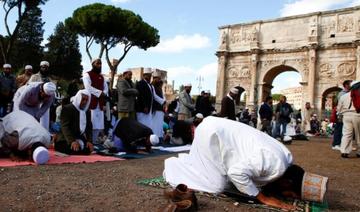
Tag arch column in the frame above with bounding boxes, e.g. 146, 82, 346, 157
308, 46, 317, 107
249, 52, 259, 109
215, 53, 228, 103
356, 44, 360, 80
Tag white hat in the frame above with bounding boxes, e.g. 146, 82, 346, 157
150, 134, 159, 146
3, 64, 11, 68
313, 114, 317, 117
91, 58, 101, 65
40, 61, 50, 67
152, 71, 161, 78
184, 83, 192, 87
123, 68, 131, 73
230, 87, 239, 94
25, 65, 33, 70
43, 82, 56, 96
195, 113, 204, 119
350, 80, 360, 88
204, 90, 211, 94
32, 146, 49, 165
283, 135, 292, 142
143, 68, 152, 74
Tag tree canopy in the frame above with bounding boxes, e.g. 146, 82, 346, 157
65, 3, 160, 87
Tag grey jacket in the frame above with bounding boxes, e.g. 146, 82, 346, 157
116, 79, 138, 112
178, 90, 194, 116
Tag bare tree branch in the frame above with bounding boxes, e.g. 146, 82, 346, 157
4, 1, 17, 36
85, 36, 94, 62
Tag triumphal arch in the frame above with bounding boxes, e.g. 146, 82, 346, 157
216, 6, 360, 115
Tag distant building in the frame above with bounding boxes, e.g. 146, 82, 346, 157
279, 86, 302, 110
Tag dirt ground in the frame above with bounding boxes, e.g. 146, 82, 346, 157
0, 137, 359, 212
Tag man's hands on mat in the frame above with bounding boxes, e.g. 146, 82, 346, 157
71, 141, 80, 152
87, 142, 94, 152
257, 192, 297, 211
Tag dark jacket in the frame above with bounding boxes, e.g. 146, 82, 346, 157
116, 78, 138, 112
196, 97, 214, 117
152, 84, 164, 112
57, 104, 92, 145
275, 102, 293, 123
135, 79, 153, 113
219, 96, 236, 120
259, 103, 273, 121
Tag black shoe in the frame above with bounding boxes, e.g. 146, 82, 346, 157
341, 153, 349, 158
356, 154, 360, 158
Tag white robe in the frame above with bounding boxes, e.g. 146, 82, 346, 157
163, 116, 293, 197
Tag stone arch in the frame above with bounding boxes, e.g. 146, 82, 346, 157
259, 65, 303, 103
234, 86, 246, 106
321, 86, 341, 117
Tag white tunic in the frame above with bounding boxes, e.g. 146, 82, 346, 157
1, 111, 51, 151
163, 116, 293, 197
83, 72, 108, 130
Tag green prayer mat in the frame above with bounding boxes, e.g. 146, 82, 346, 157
137, 177, 328, 212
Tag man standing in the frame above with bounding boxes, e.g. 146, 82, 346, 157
16, 65, 33, 88
28, 61, 53, 130
219, 87, 238, 121
83, 58, 108, 143
332, 80, 352, 150
0, 64, 16, 117
55, 90, 93, 155
0, 110, 51, 164
337, 80, 360, 158
116, 68, 138, 119
151, 71, 166, 141
196, 90, 215, 117
259, 96, 273, 135
301, 102, 314, 134
178, 83, 195, 120
273, 95, 293, 141
13, 82, 56, 121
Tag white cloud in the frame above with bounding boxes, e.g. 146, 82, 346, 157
150, 34, 211, 53
280, 0, 350, 17
111, 0, 131, 3
167, 62, 217, 94
349, 0, 360, 6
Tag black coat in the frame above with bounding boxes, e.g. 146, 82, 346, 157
135, 79, 153, 113
219, 96, 236, 120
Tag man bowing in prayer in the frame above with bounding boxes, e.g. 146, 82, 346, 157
13, 82, 56, 121
0, 110, 51, 164
83, 58, 108, 143
164, 116, 308, 210
55, 89, 93, 155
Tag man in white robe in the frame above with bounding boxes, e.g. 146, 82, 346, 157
164, 116, 304, 210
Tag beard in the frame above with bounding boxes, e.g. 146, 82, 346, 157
92, 66, 101, 74
40, 70, 48, 77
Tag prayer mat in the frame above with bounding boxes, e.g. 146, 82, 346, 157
137, 177, 328, 212
0, 149, 123, 167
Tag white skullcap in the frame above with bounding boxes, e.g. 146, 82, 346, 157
150, 134, 159, 146
40, 61, 50, 67
43, 82, 56, 96
32, 146, 49, 165
123, 68, 131, 73
91, 58, 101, 64
143, 68, 152, 74
204, 90, 211, 94
152, 71, 161, 77
195, 113, 204, 119
230, 87, 239, 94
283, 135, 292, 142
350, 80, 360, 88
25, 65, 33, 70
3, 64, 11, 68
184, 83, 192, 87
168, 113, 174, 117
313, 114, 317, 117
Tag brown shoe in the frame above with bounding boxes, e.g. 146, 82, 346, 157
164, 184, 198, 210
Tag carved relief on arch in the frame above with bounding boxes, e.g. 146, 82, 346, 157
337, 63, 355, 77
239, 66, 250, 78
319, 63, 333, 78
338, 14, 354, 33
226, 66, 239, 78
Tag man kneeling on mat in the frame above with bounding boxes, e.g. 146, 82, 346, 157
0, 111, 51, 164
164, 116, 328, 210
55, 89, 94, 155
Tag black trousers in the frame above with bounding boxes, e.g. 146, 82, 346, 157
54, 139, 91, 155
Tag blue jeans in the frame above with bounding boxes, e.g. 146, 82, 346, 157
332, 122, 343, 147
273, 121, 288, 139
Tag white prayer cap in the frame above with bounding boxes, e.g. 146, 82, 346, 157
195, 113, 204, 119
350, 80, 360, 88
143, 68, 152, 74
283, 135, 292, 142
40, 61, 50, 67
150, 134, 159, 146
152, 71, 161, 78
25, 65, 33, 70
91, 58, 101, 65
230, 87, 239, 94
32, 146, 49, 165
123, 68, 131, 73
184, 83, 192, 87
168, 113, 174, 117
43, 82, 56, 96
204, 90, 211, 94
3, 64, 11, 68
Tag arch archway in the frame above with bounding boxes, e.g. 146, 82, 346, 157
260, 65, 302, 104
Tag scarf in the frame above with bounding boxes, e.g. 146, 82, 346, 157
71, 89, 91, 135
